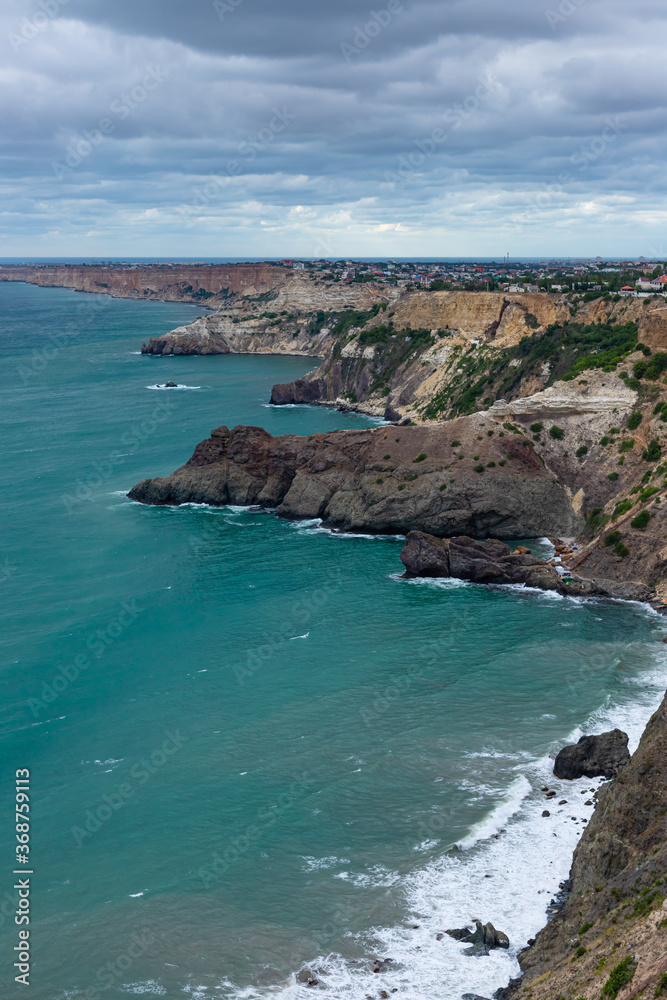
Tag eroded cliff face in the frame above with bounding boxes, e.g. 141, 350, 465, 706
510, 692, 667, 1000
128, 416, 582, 540
268, 292, 667, 423
140, 273, 400, 356
0, 263, 286, 305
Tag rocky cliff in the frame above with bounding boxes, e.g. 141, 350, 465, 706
0, 263, 286, 305
128, 417, 582, 539
508, 691, 667, 1000
268, 292, 667, 423
139, 274, 396, 356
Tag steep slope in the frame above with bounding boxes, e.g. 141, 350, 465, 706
510, 691, 667, 1000
268, 292, 667, 422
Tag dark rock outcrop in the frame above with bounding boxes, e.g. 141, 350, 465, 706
270, 378, 326, 405
447, 920, 510, 956
401, 533, 564, 590
128, 422, 584, 539
399, 532, 651, 601
553, 729, 631, 780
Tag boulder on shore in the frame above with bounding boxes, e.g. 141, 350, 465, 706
553, 729, 630, 780
400, 533, 564, 592
399, 532, 651, 601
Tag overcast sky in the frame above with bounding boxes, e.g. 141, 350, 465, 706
2, 0, 666, 257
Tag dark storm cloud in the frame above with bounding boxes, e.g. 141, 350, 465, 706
2, 0, 667, 254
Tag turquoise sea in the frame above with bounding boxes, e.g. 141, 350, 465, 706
1, 281, 665, 1000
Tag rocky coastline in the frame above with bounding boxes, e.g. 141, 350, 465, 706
128, 420, 582, 540
115, 266, 667, 996
498, 692, 667, 1000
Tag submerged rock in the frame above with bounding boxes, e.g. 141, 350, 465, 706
553, 729, 630, 780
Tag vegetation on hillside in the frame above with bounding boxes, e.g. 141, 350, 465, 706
422, 319, 640, 418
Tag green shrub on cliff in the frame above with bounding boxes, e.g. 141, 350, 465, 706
601, 956, 637, 998
631, 510, 651, 530
550, 426, 565, 440
644, 439, 662, 462
585, 507, 608, 533
627, 410, 643, 430
655, 972, 667, 996
613, 500, 633, 518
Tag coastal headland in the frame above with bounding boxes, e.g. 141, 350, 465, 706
7, 264, 667, 997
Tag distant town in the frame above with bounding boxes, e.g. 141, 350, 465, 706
3, 256, 667, 299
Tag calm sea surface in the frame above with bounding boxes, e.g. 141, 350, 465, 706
0, 281, 665, 1000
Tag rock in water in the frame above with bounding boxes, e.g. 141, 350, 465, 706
401, 533, 564, 592
446, 920, 510, 957
553, 729, 630, 780
462, 995, 492, 1000
165, 381, 178, 388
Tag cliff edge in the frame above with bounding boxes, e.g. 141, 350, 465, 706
509, 691, 667, 1000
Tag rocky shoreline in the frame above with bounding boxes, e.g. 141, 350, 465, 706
499, 691, 667, 1000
